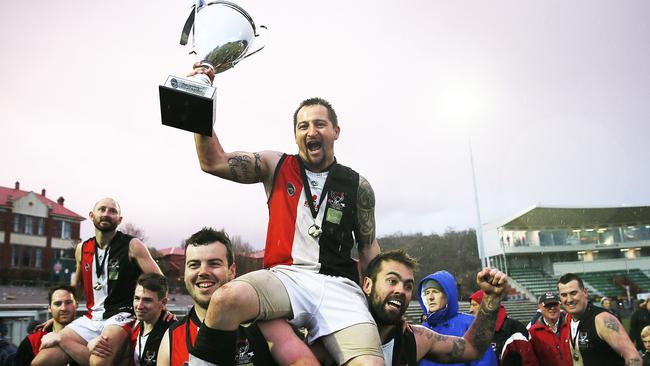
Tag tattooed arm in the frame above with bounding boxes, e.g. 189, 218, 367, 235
414, 268, 506, 362
595, 312, 642, 365
355, 175, 381, 274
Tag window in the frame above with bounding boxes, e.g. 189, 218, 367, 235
24, 216, 33, 235
35, 248, 43, 268
21, 247, 31, 267
11, 246, 19, 267
37, 218, 45, 236
13, 214, 21, 232
52, 220, 62, 238
62, 221, 72, 239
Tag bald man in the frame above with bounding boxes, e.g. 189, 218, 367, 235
34, 198, 163, 366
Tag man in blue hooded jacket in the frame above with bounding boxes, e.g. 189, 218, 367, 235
418, 271, 498, 366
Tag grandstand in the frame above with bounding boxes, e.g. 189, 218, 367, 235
483, 205, 650, 302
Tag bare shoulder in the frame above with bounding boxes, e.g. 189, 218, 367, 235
128, 237, 147, 256
596, 311, 622, 333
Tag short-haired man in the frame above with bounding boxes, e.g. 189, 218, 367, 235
557, 272, 641, 365
157, 227, 317, 366
89, 273, 174, 365
639, 325, 650, 366
359, 250, 507, 365
14, 285, 78, 366
190, 73, 383, 365
34, 198, 163, 366
528, 292, 571, 366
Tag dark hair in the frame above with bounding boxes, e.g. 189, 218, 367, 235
137, 273, 169, 300
47, 284, 77, 305
292, 97, 339, 132
365, 249, 418, 282
557, 273, 584, 289
185, 227, 234, 267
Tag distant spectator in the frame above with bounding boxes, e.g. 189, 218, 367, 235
632, 299, 650, 351
0, 321, 17, 366
418, 271, 498, 366
469, 290, 537, 366
14, 285, 78, 366
600, 297, 621, 321
640, 325, 650, 366
528, 292, 571, 366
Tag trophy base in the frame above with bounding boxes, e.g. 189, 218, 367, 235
159, 76, 216, 136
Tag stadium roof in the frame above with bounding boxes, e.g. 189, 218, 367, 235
486, 204, 650, 229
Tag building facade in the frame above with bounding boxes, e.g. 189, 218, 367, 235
0, 181, 84, 284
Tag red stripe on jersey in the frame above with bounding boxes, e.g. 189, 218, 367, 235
264, 156, 303, 268
81, 239, 96, 318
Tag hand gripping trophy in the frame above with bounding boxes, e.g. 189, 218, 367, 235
159, 0, 264, 136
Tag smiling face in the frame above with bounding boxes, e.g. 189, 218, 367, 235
49, 289, 77, 327
90, 198, 122, 233
539, 302, 561, 324
294, 104, 340, 172
184, 241, 235, 311
558, 280, 588, 318
363, 259, 415, 326
133, 285, 166, 323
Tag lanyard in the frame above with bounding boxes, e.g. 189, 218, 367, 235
94, 241, 109, 278
138, 322, 146, 365
298, 159, 335, 219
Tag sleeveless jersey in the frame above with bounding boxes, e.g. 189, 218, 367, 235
81, 231, 141, 320
130, 313, 173, 366
572, 303, 625, 366
265, 154, 360, 283
167, 307, 277, 366
385, 327, 418, 366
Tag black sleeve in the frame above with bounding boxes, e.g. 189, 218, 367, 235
13, 338, 35, 366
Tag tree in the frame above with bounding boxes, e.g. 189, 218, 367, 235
120, 222, 148, 242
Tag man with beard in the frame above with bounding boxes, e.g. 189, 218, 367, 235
14, 285, 78, 366
34, 198, 163, 366
557, 273, 640, 366
360, 250, 507, 365
190, 65, 382, 366
157, 227, 317, 366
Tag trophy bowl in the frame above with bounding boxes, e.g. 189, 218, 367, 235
159, 1, 263, 136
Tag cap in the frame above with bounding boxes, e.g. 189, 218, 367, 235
538, 291, 560, 306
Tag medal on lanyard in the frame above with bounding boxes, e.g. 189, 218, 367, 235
298, 158, 336, 239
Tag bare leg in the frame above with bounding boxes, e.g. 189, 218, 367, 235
204, 281, 261, 329
89, 325, 129, 366
33, 328, 88, 366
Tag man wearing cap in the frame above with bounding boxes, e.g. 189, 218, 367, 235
529, 292, 571, 366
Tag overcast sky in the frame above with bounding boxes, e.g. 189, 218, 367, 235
1, 1, 649, 249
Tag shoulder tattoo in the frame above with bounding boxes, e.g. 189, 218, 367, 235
227, 153, 262, 183
356, 176, 376, 247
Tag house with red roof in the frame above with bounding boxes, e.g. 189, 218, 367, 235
0, 181, 85, 284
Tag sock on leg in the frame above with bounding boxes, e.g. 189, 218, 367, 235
190, 323, 237, 365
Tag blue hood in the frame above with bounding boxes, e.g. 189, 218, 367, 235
418, 270, 459, 326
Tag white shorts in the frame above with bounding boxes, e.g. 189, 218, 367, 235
66, 312, 135, 343
241, 265, 376, 343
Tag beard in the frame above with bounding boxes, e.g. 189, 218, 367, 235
93, 218, 117, 233
368, 289, 406, 326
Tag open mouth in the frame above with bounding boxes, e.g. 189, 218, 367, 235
386, 298, 403, 311
306, 140, 322, 152
196, 281, 215, 289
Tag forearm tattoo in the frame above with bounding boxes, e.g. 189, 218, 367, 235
416, 328, 467, 362
466, 295, 500, 353
625, 358, 641, 366
356, 176, 376, 248
227, 153, 262, 183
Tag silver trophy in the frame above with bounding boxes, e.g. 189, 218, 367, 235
159, 0, 264, 136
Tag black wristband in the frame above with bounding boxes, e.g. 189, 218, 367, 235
190, 323, 237, 365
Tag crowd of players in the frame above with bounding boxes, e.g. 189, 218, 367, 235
1, 90, 649, 365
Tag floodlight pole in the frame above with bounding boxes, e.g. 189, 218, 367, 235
469, 137, 488, 268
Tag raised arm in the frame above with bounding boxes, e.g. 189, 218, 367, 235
595, 312, 642, 365
356, 175, 380, 273
189, 65, 282, 192
415, 268, 506, 363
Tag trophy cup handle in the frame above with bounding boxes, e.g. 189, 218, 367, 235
235, 24, 267, 64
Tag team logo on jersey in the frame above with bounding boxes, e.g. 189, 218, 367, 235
108, 259, 120, 280
287, 182, 296, 196
327, 191, 346, 210
235, 338, 254, 365
85, 263, 90, 272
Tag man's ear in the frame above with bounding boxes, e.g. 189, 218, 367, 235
362, 276, 372, 296
228, 263, 237, 280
